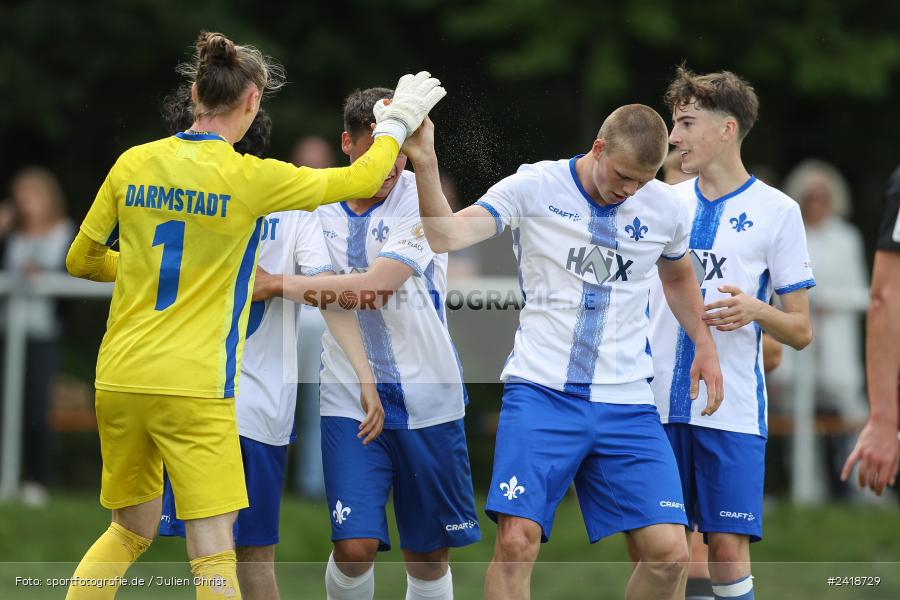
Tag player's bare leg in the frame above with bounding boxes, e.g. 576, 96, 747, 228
403, 548, 452, 599
624, 523, 689, 600
112, 496, 163, 539
332, 538, 378, 575
327, 538, 379, 600
707, 532, 751, 593
686, 531, 714, 599
484, 515, 542, 600
236, 545, 278, 600
185, 511, 238, 559
65, 498, 160, 599
624, 532, 641, 565
626, 526, 710, 598
185, 511, 242, 599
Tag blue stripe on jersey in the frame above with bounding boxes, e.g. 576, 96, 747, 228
689, 183, 729, 250
689, 176, 756, 249
475, 200, 504, 237
379, 251, 423, 275
511, 227, 526, 302
344, 208, 409, 427
667, 181, 755, 415
775, 278, 816, 295
224, 217, 264, 397
423, 260, 444, 322
755, 269, 771, 437
563, 194, 618, 396
105, 223, 119, 247
644, 299, 654, 382
357, 311, 409, 427
422, 259, 468, 406
304, 265, 334, 276
246, 300, 265, 338
668, 288, 707, 420
346, 212, 372, 269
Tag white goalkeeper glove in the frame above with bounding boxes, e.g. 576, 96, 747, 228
373, 71, 446, 145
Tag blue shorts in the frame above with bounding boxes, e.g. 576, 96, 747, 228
485, 379, 688, 543
159, 435, 288, 547
664, 423, 765, 542
321, 417, 480, 553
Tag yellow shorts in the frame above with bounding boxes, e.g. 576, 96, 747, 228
95, 389, 248, 520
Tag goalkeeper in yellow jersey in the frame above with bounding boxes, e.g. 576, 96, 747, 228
63, 30, 445, 600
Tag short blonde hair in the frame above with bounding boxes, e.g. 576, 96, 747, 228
598, 104, 669, 171
783, 159, 851, 218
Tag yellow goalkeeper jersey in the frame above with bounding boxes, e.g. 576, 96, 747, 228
80, 131, 397, 398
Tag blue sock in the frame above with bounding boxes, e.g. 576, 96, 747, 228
712, 574, 754, 599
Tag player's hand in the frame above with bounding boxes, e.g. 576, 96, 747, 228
840, 419, 900, 495
358, 381, 384, 445
373, 71, 445, 140
400, 117, 436, 164
703, 285, 765, 331
252, 267, 282, 301
690, 341, 724, 416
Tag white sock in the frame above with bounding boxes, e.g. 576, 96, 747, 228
712, 574, 754, 599
405, 567, 453, 600
325, 552, 375, 600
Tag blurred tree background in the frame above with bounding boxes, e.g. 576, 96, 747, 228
1, 0, 899, 490
3, 0, 899, 244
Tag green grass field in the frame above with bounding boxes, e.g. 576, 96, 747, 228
1, 494, 898, 598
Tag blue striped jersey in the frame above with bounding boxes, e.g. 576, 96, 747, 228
648, 176, 815, 436
477, 156, 690, 403
316, 170, 466, 429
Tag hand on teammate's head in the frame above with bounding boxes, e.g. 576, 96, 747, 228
400, 117, 435, 163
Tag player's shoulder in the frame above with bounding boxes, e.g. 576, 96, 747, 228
634, 177, 685, 209
514, 158, 568, 181
114, 137, 174, 169
267, 209, 320, 225
670, 176, 698, 200
383, 170, 420, 213
749, 178, 800, 216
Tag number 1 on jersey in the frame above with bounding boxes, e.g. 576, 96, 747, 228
152, 220, 185, 310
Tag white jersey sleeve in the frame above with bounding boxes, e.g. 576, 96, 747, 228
662, 198, 690, 259
768, 203, 815, 295
377, 187, 435, 275
293, 211, 334, 275
475, 164, 542, 234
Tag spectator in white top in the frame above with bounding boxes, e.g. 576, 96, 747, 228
783, 159, 869, 496
1, 166, 74, 506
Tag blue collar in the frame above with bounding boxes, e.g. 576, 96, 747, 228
569, 154, 625, 213
175, 131, 227, 143
694, 175, 757, 204
340, 199, 385, 218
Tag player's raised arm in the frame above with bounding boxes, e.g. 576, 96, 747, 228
658, 255, 724, 415
320, 72, 445, 201
255, 72, 446, 215
402, 118, 499, 253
